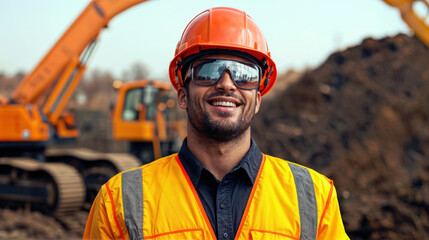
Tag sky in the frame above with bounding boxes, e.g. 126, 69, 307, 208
0, 0, 410, 81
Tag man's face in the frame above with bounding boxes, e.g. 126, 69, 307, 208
177, 54, 262, 142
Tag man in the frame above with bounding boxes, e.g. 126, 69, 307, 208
84, 7, 349, 240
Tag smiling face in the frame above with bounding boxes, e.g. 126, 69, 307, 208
177, 54, 262, 142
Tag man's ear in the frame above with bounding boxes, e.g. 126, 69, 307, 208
255, 91, 261, 114
177, 87, 187, 110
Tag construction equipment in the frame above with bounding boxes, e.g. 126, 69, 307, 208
382, 0, 429, 46
0, 0, 152, 215
112, 80, 186, 164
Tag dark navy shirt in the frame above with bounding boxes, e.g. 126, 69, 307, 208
178, 138, 263, 240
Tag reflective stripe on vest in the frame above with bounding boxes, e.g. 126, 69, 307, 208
121, 163, 317, 240
288, 163, 318, 240
122, 168, 144, 240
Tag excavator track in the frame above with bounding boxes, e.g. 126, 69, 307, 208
45, 148, 141, 208
0, 157, 85, 216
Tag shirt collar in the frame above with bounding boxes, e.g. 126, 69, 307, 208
178, 138, 263, 187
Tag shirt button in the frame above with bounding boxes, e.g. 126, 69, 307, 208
220, 203, 225, 209
223, 233, 228, 238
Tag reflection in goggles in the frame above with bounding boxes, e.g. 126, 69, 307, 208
187, 59, 261, 90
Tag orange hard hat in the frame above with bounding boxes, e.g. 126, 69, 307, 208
169, 7, 277, 96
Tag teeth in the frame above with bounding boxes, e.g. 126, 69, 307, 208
212, 101, 237, 107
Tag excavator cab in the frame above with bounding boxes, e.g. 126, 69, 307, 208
121, 83, 159, 122
113, 80, 181, 164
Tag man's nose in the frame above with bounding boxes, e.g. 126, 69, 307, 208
215, 70, 236, 92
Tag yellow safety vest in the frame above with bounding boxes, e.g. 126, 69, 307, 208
84, 153, 349, 240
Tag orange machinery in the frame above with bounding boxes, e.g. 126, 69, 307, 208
0, 0, 152, 215
0, 0, 151, 147
112, 80, 186, 164
382, 0, 429, 47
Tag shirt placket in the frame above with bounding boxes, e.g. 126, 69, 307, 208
216, 180, 234, 240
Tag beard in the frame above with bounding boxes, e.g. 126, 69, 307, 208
186, 92, 256, 142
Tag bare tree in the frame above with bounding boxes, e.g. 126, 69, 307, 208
121, 61, 149, 81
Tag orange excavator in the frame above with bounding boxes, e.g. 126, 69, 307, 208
0, 0, 154, 215
382, 0, 429, 47
112, 80, 186, 164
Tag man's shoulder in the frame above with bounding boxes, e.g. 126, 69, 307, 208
264, 154, 333, 187
105, 154, 178, 189
142, 153, 178, 172
103, 166, 143, 192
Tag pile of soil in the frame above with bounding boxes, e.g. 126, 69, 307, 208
0, 209, 87, 239
253, 34, 429, 239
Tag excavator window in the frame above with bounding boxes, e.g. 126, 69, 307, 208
122, 88, 142, 121
142, 85, 160, 121
122, 85, 161, 121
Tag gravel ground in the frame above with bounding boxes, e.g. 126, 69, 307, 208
0, 209, 88, 240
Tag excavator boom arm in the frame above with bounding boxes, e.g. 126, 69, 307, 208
382, 0, 429, 46
11, 0, 149, 122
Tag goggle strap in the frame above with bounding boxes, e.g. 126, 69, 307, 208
174, 60, 183, 85
260, 64, 273, 92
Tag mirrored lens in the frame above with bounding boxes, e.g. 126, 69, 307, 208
193, 59, 220, 86
192, 59, 260, 90
227, 61, 259, 89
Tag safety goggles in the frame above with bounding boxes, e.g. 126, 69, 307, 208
185, 59, 262, 90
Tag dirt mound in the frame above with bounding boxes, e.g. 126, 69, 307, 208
253, 33, 429, 239
0, 209, 87, 239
